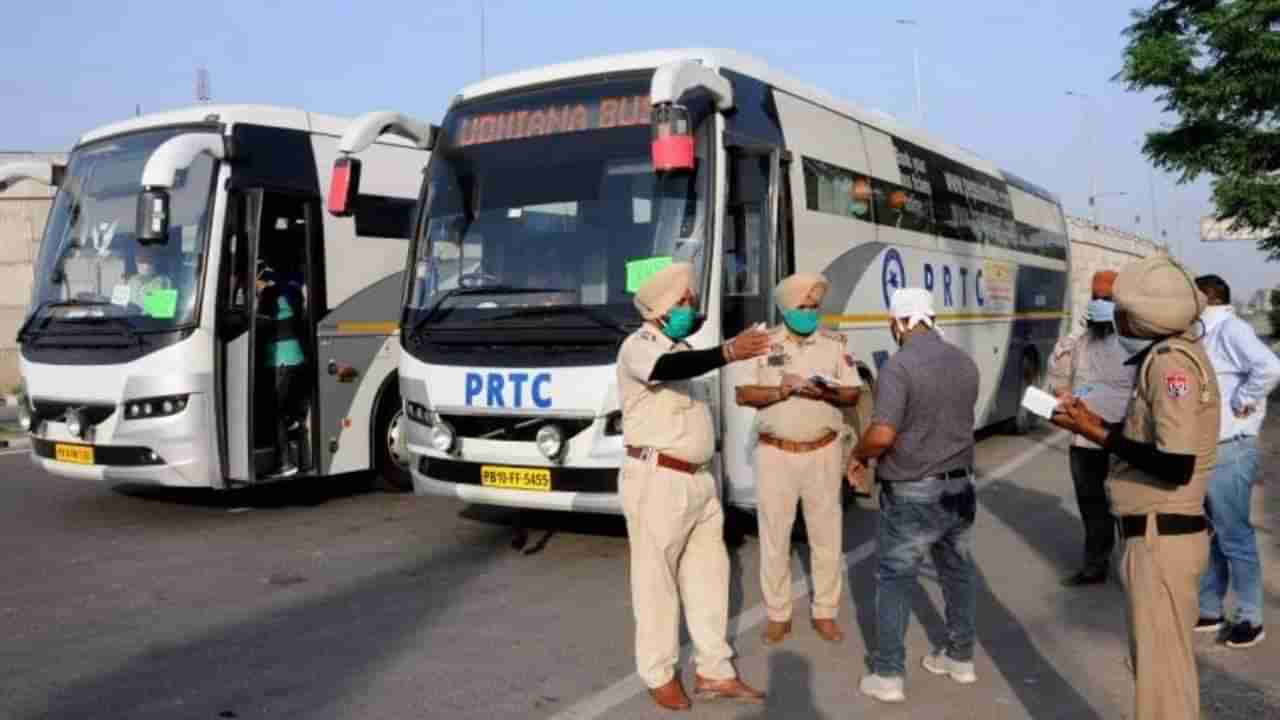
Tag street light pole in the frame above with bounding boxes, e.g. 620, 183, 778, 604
1066, 90, 1099, 225
897, 19, 923, 128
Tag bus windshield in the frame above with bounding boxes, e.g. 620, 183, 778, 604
26, 128, 216, 336
407, 77, 710, 336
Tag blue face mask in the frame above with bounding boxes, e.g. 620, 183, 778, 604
783, 308, 820, 336
1085, 299, 1115, 324
662, 306, 697, 340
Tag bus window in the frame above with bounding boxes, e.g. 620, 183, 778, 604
721, 149, 772, 336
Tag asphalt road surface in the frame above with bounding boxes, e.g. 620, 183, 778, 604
2, 420, 1278, 719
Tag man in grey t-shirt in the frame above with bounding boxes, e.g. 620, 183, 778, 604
847, 287, 981, 704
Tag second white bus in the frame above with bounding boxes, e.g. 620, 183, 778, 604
335, 48, 1070, 513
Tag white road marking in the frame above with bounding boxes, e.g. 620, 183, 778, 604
550, 430, 1069, 720
0, 448, 30, 457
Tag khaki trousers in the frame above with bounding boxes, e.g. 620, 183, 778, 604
756, 442, 844, 622
1121, 524, 1209, 720
619, 455, 736, 688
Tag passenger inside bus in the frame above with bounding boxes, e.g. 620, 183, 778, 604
252, 200, 313, 477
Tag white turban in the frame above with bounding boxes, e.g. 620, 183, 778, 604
890, 287, 936, 331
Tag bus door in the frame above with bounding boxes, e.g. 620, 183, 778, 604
219, 188, 322, 482
719, 141, 791, 508
218, 189, 262, 484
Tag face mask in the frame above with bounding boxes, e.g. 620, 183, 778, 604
662, 306, 697, 340
1117, 333, 1152, 356
783, 309, 820, 336
136, 263, 153, 277
1085, 299, 1114, 324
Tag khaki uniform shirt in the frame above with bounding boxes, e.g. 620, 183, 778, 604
617, 325, 716, 465
751, 327, 861, 442
1108, 336, 1221, 517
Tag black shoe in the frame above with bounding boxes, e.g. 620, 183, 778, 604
1060, 569, 1107, 587
268, 464, 299, 478
1194, 616, 1225, 634
1224, 622, 1265, 649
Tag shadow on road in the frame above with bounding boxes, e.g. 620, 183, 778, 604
111, 472, 379, 509
734, 650, 828, 720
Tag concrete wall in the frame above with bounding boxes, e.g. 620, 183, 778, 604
1065, 215, 1163, 328
0, 152, 64, 391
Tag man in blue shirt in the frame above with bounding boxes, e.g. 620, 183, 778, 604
1194, 275, 1280, 648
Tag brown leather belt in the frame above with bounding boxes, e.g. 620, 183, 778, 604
1119, 514, 1207, 539
759, 431, 839, 454
626, 446, 702, 474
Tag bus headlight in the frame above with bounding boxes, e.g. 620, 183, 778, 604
124, 394, 190, 420
65, 408, 84, 438
406, 401, 431, 425
429, 422, 456, 454
16, 401, 31, 431
536, 424, 564, 461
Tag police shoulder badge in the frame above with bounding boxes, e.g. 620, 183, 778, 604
1165, 369, 1190, 399
843, 353, 856, 368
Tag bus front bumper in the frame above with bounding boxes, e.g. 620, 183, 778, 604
26, 395, 215, 488
411, 455, 622, 515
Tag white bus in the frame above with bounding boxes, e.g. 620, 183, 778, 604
335, 49, 1069, 514
0, 105, 429, 490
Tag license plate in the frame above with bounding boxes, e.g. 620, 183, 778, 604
54, 443, 94, 465
480, 465, 551, 492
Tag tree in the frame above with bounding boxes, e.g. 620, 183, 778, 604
1118, 0, 1280, 259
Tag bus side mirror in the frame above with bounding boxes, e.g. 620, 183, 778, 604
651, 104, 695, 172
327, 156, 362, 217
136, 188, 170, 244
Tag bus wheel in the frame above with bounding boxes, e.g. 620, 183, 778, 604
374, 387, 413, 492
1009, 351, 1042, 435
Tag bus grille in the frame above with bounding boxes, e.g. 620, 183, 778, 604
438, 414, 593, 442
30, 399, 116, 427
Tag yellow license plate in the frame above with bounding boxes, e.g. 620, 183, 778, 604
480, 465, 551, 492
54, 443, 94, 465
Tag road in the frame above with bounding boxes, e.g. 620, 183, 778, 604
1, 419, 1278, 719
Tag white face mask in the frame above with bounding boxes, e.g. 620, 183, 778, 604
136, 263, 154, 277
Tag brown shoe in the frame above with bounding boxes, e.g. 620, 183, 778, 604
762, 619, 791, 645
811, 618, 845, 643
648, 677, 692, 711
693, 675, 766, 704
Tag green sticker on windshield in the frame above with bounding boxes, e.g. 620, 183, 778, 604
626, 256, 674, 293
142, 289, 178, 319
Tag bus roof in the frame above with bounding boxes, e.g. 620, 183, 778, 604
459, 48, 1059, 205
78, 105, 358, 147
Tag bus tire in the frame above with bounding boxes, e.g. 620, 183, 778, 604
1008, 350, 1042, 435
373, 384, 413, 492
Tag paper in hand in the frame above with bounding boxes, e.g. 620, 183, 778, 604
1020, 386, 1061, 419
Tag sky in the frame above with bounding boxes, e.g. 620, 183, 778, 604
2, 0, 1275, 300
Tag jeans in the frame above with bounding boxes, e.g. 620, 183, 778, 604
1199, 436, 1263, 625
1069, 447, 1115, 572
873, 476, 977, 677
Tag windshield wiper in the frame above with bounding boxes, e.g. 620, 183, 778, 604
489, 304, 633, 339
410, 286, 558, 338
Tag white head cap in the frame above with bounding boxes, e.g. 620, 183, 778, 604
889, 288, 936, 331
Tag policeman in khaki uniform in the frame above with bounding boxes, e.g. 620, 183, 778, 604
616, 262, 771, 711
735, 273, 861, 645
1053, 255, 1220, 720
